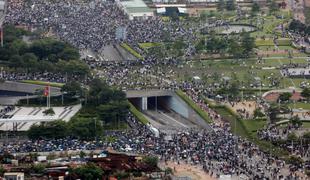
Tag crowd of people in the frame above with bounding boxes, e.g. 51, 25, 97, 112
1, 0, 309, 179
5, 0, 198, 55
0, 112, 307, 179
0, 106, 15, 118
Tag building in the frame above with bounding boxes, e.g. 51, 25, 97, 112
116, 0, 154, 20
4, 172, 24, 180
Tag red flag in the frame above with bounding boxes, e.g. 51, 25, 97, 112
44, 86, 49, 97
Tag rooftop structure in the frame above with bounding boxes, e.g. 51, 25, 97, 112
116, 0, 154, 20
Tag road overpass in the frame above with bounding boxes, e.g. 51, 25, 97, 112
126, 90, 212, 132
0, 81, 61, 95
125, 89, 174, 98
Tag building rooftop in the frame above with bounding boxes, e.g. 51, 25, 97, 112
119, 0, 153, 13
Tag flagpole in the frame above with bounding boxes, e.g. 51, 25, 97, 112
46, 86, 48, 108
48, 83, 51, 108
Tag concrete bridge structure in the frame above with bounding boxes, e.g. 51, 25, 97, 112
0, 81, 61, 105
126, 90, 211, 131
0, 81, 60, 94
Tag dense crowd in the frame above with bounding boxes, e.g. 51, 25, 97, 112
5, 0, 198, 54
0, 113, 307, 179
258, 125, 310, 159
0, 106, 15, 117
1, 0, 309, 179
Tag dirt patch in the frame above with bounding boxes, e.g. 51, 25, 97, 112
160, 161, 216, 180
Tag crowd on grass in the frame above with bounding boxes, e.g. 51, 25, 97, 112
257, 125, 310, 159
5, 0, 198, 55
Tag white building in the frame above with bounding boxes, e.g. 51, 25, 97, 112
116, 0, 154, 20
4, 172, 24, 180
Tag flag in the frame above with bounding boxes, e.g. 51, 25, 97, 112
44, 86, 49, 97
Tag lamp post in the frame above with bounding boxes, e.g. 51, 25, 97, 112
94, 117, 97, 142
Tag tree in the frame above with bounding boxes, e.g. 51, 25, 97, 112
171, 11, 179, 21
303, 132, 310, 144
228, 39, 243, 58
142, 156, 158, 168
241, 32, 255, 57
43, 108, 55, 116
267, 103, 289, 122
61, 81, 83, 97
27, 120, 68, 140
72, 163, 103, 180
68, 117, 103, 140
217, 0, 225, 11
301, 88, 310, 101
228, 81, 239, 99
226, 0, 236, 11
278, 92, 292, 102
88, 78, 127, 106
9, 54, 23, 68
251, 2, 260, 15
22, 53, 38, 71
290, 115, 302, 127
254, 108, 265, 118
31, 163, 46, 174
58, 60, 89, 76
287, 132, 298, 142
97, 101, 129, 125
269, 0, 279, 14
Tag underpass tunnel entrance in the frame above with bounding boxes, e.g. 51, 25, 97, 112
147, 96, 172, 112
128, 98, 142, 110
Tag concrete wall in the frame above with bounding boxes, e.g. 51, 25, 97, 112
125, 90, 174, 98
166, 95, 189, 118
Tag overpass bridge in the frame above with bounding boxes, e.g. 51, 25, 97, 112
126, 89, 212, 131
0, 81, 61, 94
0, 81, 61, 105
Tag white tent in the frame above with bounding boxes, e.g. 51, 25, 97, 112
156, 7, 166, 14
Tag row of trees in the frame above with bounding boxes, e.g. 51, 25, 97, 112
27, 118, 103, 140
0, 25, 89, 76
277, 88, 310, 103
217, 0, 236, 11
28, 79, 130, 140
195, 32, 255, 58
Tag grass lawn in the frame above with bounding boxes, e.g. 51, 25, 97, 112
303, 122, 310, 128
138, 42, 161, 50
20, 80, 64, 87
288, 102, 310, 110
129, 102, 149, 125
120, 43, 143, 60
242, 119, 266, 136
255, 39, 274, 46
